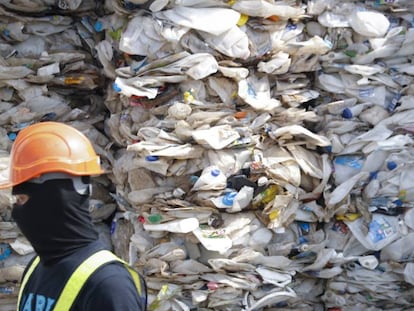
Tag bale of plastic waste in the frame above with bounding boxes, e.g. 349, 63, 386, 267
0, 0, 414, 310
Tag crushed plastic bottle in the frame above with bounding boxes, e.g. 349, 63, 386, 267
191, 166, 227, 191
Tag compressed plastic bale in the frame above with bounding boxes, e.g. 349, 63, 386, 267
1, 0, 414, 309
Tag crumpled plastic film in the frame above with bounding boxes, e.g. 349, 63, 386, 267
0, 0, 413, 310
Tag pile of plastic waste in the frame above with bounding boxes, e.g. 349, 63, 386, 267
1, 0, 414, 310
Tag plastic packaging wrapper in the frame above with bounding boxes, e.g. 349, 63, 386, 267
0, 0, 414, 310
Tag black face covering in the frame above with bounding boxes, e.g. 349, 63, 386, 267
12, 179, 98, 265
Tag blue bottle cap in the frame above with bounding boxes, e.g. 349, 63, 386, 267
342, 108, 353, 119
94, 21, 103, 32
145, 155, 159, 161
189, 175, 199, 184
112, 82, 121, 92
298, 222, 310, 233
7, 132, 17, 141
393, 199, 403, 207
211, 169, 220, 177
323, 145, 332, 153
387, 161, 397, 170
369, 171, 378, 180
222, 192, 237, 206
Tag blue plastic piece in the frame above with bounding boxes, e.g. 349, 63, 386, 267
322, 145, 332, 153
387, 161, 397, 170
189, 175, 199, 184
7, 132, 17, 141
393, 199, 403, 207
222, 192, 237, 206
298, 221, 310, 233
342, 107, 353, 119
145, 155, 159, 161
110, 220, 116, 235
112, 82, 121, 92
0, 244, 11, 261
94, 21, 103, 32
211, 169, 220, 177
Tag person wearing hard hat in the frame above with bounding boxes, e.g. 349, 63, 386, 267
0, 122, 147, 311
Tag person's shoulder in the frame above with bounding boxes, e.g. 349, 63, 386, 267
94, 260, 131, 280
76, 261, 146, 311
96, 261, 130, 277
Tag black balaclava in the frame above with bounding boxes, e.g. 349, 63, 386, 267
12, 178, 98, 265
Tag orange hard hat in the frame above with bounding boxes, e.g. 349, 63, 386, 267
0, 121, 104, 189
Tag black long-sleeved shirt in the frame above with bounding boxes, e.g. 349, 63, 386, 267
18, 240, 147, 311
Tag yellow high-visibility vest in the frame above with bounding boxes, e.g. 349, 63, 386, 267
17, 250, 144, 310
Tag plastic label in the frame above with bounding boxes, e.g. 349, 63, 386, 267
334, 155, 363, 169
359, 88, 374, 98
368, 216, 394, 243
331, 221, 349, 235
64, 76, 84, 85
0, 244, 11, 260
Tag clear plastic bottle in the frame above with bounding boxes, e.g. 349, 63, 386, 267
222, 191, 237, 206
112, 77, 139, 97
143, 217, 199, 233
341, 102, 373, 119
231, 186, 254, 212
211, 191, 237, 209
387, 92, 401, 113
191, 166, 227, 191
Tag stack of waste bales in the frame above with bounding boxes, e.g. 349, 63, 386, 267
0, 0, 414, 310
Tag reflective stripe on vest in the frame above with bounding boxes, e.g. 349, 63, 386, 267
17, 256, 40, 310
17, 250, 143, 310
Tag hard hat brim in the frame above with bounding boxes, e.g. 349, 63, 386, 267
0, 180, 13, 190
